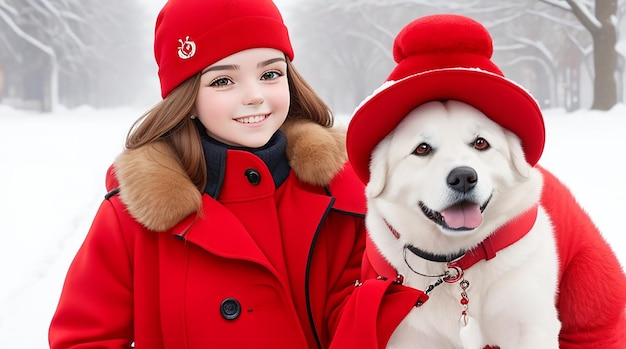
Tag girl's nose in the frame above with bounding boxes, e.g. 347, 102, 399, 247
243, 83, 264, 105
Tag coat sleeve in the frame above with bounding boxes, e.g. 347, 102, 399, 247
319, 163, 369, 346
539, 167, 626, 348
329, 278, 426, 349
321, 214, 367, 346
49, 199, 134, 348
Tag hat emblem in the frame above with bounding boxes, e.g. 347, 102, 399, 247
177, 36, 196, 60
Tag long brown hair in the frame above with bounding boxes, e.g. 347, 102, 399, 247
125, 58, 333, 192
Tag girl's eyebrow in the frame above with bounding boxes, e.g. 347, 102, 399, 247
202, 57, 286, 74
202, 64, 237, 74
259, 57, 286, 67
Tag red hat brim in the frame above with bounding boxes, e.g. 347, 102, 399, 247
346, 68, 545, 184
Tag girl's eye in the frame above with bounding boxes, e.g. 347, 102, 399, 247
209, 77, 233, 87
261, 70, 283, 81
473, 137, 490, 150
413, 143, 432, 156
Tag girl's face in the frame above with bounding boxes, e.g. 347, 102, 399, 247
195, 48, 290, 148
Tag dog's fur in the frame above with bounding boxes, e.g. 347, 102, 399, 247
366, 100, 560, 348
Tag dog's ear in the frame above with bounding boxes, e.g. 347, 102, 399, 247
366, 138, 391, 197
506, 130, 531, 178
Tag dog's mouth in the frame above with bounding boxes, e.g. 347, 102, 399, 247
419, 196, 491, 231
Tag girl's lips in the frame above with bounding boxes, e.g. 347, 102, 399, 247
235, 113, 269, 124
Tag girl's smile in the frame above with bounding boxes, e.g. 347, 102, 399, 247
234, 113, 270, 125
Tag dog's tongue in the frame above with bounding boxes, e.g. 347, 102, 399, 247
441, 202, 483, 229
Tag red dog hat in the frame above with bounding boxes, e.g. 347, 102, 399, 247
154, 0, 294, 98
347, 14, 545, 184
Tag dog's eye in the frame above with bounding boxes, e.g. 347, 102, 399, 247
473, 137, 490, 150
413, 143, 432, 156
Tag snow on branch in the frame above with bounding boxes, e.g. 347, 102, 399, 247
0, 1, 17, 16
509, 35, 556, 63
0, 5, 56, 58
38, 0, 87, 49
540, 0, 571, 11
526, 9, 582, 30
540, 0, 602, 33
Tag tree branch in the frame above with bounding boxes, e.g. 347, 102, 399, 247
539, 0, 572, 11
539, 0, 602, 34
38, 0, 87, 49
509, 35, 556, 63
0, 5, 56, 58
565, 0, 602, 33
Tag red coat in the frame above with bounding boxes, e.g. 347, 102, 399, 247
331, 166, 626, 348
49, 123, 367, 348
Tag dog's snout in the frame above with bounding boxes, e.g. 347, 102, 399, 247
447, 166, 478, 193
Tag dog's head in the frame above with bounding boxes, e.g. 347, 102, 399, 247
366, 100, 542, 256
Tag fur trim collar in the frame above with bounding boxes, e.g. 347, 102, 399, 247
113, 119, 347, 232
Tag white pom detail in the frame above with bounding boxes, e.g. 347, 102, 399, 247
459, 314, 483, 349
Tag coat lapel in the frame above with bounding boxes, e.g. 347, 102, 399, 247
173, 194, 277, 275
277, 174, 334, 314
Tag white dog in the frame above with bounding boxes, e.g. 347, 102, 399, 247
365, 100, 561, 348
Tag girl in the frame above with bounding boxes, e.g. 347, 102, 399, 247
48, 0, 366, 348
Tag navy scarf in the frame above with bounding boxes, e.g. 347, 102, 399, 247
196, 121, 291, 199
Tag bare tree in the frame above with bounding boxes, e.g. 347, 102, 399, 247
285, 0, 623, 113
289, 0, 562, 114
0, 0, 150, 112
0, 0, 60, 111
290, 0, 473, 115
541, 0, 619, 110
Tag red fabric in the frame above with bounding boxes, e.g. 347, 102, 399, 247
346, 14, 545, 184
538, 166, 626, 348
49, 151, 366, 348
330, 278, 427, 349
331, 167, 626, 348
390, 14, 502, 80
154, 0, 294, 98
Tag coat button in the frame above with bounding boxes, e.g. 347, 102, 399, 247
244, 169, 261, 185
220, 298, 241, 320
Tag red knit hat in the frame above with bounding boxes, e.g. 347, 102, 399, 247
346, 14, 545, 184
154, 0, 294, 98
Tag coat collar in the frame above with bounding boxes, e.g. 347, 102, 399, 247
199, 128, 290, 199
110, 119, 348, 232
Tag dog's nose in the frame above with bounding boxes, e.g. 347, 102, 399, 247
447, 166, 477, 193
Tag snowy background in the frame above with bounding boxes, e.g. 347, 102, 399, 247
0, 103, 625, 348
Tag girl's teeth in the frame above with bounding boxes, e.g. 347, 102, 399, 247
238, 114, 267, 124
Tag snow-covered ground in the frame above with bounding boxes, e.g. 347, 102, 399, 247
0, 104, 624, 347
